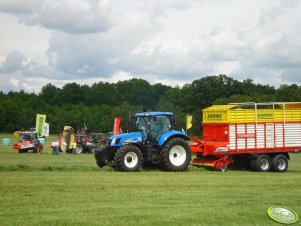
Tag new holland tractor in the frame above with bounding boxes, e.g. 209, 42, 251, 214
94, 112, 191, 172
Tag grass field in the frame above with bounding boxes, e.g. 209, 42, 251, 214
0, 134, 300, 226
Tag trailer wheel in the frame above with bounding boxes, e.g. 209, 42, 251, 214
159, 138, 191, 172
272, 154, 288, 172
114, 145, 143, 172
252, 154, 272, 172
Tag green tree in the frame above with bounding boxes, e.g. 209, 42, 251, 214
60, 83, 86, 105
85, 82, 119, 106
40, 83, 61, 105
276, 84, 301, 101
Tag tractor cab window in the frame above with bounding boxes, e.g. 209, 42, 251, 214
136, 117, 149, 140
22, 134, 32, 141
150, 116, 171, 141
136, 115, 172, 143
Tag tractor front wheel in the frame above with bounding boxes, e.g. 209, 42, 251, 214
114, 145, 143, 172
18, 149, 28, 153
94, 148, 107, 168
159, 138, 191, 172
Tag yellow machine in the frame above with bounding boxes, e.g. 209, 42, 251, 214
59, 126, 77, 153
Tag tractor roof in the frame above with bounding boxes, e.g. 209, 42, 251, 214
135, 112, 173, 117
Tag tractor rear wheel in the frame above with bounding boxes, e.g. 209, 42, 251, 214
272, 154, 288, 172
114, 145, 143, 172
159, 138, 191, 171
34, 143, 43, 153
74, 143, 84, 154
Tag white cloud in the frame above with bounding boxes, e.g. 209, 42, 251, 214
0, 50, 25, 72
0, 70, 134, 94
9, 78, 19, 87
0, 13, 50, 57
214, 61, 241, 75
0, 0, 301, 93
0, 0, 112, 34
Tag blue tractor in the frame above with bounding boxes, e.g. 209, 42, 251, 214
94, 112, 191, 172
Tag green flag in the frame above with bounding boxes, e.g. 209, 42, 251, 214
36, 114, 46, 137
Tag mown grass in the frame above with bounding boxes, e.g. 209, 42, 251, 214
0, 133, 301, 225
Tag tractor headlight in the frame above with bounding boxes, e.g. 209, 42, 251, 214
110, 138, 121, 145
111, 138, 117, 145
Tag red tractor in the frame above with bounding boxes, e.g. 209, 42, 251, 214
12, 130, 43, 153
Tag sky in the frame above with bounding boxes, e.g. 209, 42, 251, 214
0, 0, 301, 93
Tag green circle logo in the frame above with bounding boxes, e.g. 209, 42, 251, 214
267, 206, 298, 224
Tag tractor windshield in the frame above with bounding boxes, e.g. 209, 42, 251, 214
135, 116, 149, 140
21, 134, 32, 141
135, 115, 171, 142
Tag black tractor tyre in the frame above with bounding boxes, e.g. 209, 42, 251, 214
74, 143, 84, 154
38, 143, 43, 153
251, 154, 272, 172
19, 149, 29, 153
33, 143, 43, 153
89, 146, 96, 154
114, 145, 143, 172
272, 154, 288, 172
159, 138, 191, 172
87, 144, 97, 153
94, 148, 108, 168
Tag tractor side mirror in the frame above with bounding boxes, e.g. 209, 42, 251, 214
147, 122, 151, 133
171, 117, 176, 129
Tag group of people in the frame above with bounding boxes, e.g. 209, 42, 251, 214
51, 133, 68, 155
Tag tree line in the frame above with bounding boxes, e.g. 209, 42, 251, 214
0, 75, 300, 135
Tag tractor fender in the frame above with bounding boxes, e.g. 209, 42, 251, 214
157, 130, 190, 147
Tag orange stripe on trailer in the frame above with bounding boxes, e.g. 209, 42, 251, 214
191, 158, 214, 167
191, 155, 234, 170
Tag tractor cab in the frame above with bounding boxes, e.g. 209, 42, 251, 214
135, 112, 173, 144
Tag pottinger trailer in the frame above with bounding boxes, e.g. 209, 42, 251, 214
190, 102, 301, 172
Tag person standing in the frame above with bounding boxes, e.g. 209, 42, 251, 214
51, 139, 60, 155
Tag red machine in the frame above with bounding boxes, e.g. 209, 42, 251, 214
113, 117, 122, 135
190, 102, 301, 172
12, 130, 43, 153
